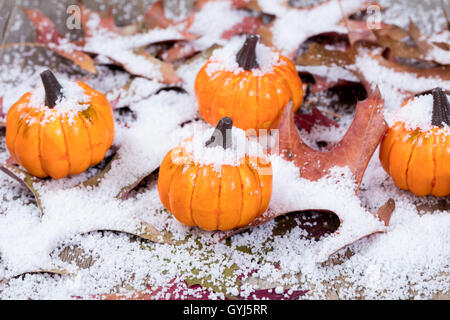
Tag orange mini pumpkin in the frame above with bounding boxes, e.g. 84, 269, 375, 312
380, 88, 450, 197
195, 34, 303, 131
6, 70, 115, 179
158, 117, 272, 231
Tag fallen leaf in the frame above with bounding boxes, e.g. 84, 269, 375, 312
22, 8, 96, 73
0, 268, 70, 286
295, 107, 339, 133
219, 89, 391, 262
133, 50, 181, 84
0, 164, 44, 215
195, 0, 261, 11
80, 153, 119, 189
221, 16, 264, 40
59, 245, 95, 269
244, 288, 308, 300
0, 96, 5, 127
143, 1, 197, 40
93, 278, 217, 300
79, 6, 183, 83
280, 90, 386, 187
161, 42, 196, 62
296, 42, 354, 67
375, 198, 395, 226
80, 6, 138, 39
257, 0, 373, 57
370, 21, 450, 65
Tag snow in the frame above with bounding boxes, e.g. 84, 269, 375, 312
385, 93, 450, 133
258, 0, 367, 56
178, 123, 268, 171
354, 51, 450, 112
26, 80, 90, 125
205, 36, 284, 76
0, 0, 449, 301
82, 9, 186, 81
188, 1, 251, 51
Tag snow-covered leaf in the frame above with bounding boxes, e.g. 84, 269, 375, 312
280, 89, 386, 186
22, 8, 96, 74
0, 164, 44, 215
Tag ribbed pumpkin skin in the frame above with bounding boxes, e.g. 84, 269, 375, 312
157, 144, 272, 231
379, 123, 450, 197
195, 56, 303, 131
6, 82, 114, 179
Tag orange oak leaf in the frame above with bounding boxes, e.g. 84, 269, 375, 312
22, 8, 96, 74
295, 107, 339, 133
220, 89, 392, 263
280, 89, 386, 188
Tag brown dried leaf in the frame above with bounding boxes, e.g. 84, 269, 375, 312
80, 153, 119, 189
296, 42, 354, 67
0, 164, 44, 215
0, 268, 70, 286
22, 8, 96, 74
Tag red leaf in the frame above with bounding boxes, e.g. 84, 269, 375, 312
22, 8, 96, 74
5, 157, 16, 165
109, 95, 121, 110
294, 107, 339, 133
79, 6, 123, 38
95, 279, 215, 300
91, 277, 308, 300
220, 89, 393, 262
244, 288, 308, 300
221, 16, 264, 40
143, 1, 197, 40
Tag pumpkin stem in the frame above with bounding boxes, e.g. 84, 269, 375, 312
205, 117, 233, 149
236, 34, 260, 70
40, 69, 63, 108
432, 87, 450, 127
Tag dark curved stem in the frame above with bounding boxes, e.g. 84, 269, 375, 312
432, 87, 450, 127
205, 117, 233, 149
236, 34, 260, 70
40, 70, 63, 108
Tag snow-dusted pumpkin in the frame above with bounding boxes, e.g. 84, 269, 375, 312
6, 70, 115, 179
158, 117, 272, 231
380, 88, 450, 197
194, 34, 303, 131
